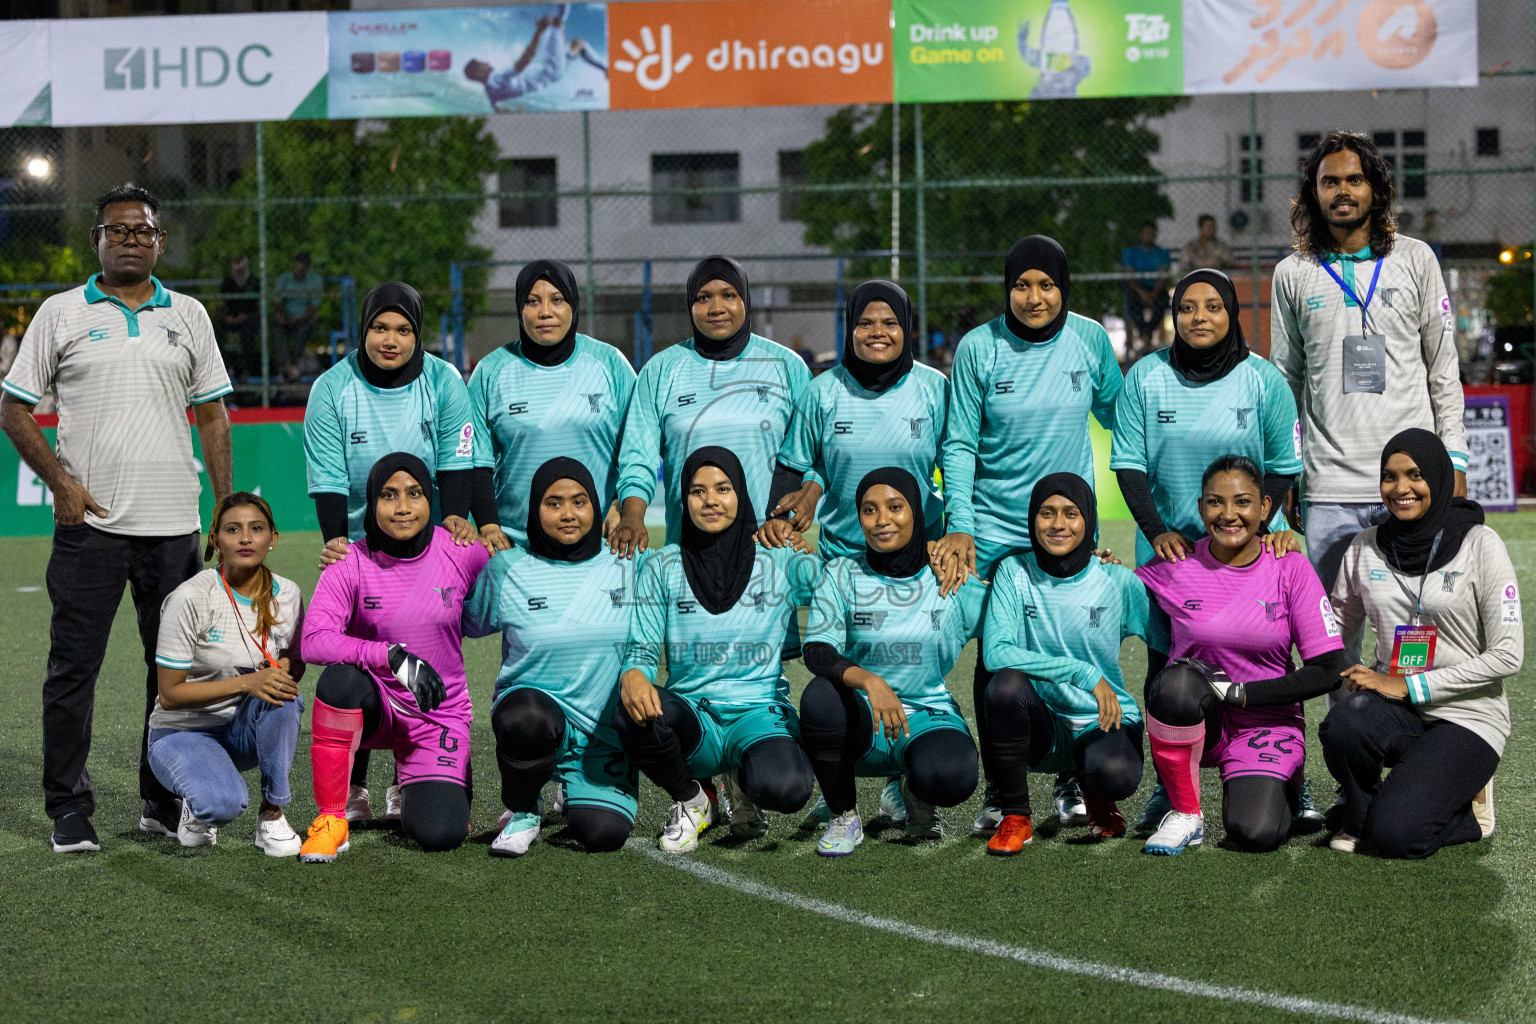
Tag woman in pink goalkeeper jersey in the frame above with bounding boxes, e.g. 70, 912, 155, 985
1135, 455, 1348, 855
299, 452, 490, 861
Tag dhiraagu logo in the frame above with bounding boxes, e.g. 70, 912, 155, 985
104, 45, 274, 90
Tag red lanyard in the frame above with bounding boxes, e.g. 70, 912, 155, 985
219, 567, 280, 669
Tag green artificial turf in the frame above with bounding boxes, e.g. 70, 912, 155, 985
1, 518, 1531, 1022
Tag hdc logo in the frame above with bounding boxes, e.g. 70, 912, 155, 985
104, 45, 274, 90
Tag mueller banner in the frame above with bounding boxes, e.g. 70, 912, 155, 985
1183, 0, 1477, 94
893, 0, 1184, 102
607, 0, 890, 110
327, 4, 608, 118
49, 12, 328, 127
0, 21, 51, 127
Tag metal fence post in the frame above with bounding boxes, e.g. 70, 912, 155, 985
914, 102, 928, 361
834, 255, 846, 361
583, 111, 595, 331
890, 102, 900, 282
450, 261, 465, 370
1248, 93, 1261, 341
255, 121, 270, 408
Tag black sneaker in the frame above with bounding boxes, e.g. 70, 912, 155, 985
139, 798, 183, 837
51, 812, 101, 853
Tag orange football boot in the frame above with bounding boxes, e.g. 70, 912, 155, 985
986, 814, 1033, 855
299, 814, 350, 864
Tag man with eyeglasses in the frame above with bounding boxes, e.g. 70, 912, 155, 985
0, 183, 234, 853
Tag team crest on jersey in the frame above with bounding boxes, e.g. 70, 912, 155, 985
1377, 287, 1401, 311
1255, 598, 1284, 622
906, 417, 928, 439
432, 586, 457, 609
582, 393, 602, 413
419, 419, 433, 443
749, 590, 769, 612
1232, 407, 1254, 428
1439, 570, 1463, 593
606, 586, 626, 607
1084, 606, 1107, 628
164, 327, 181, 347
1063, 369, 1088, 393
930, 609, 944, 631
754, 385, 771, 404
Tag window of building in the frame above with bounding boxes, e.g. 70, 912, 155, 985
1374, 130, 1427, 199
777, 149, 808, 222
1239, 134, 1263, 203
1476, 128, 1500, 157
497, 158, 558, 229
651, 152, 740, 224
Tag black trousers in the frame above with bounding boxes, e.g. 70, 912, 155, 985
42, 524, 199, 819
1321, 690, 1497, 859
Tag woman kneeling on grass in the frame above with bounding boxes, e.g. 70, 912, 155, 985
1136, 456, 1347, 855
148, 493, 306, 854
1321, 429, 1520, 858
300, 453, 490, 861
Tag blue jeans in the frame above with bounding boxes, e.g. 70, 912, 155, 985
1304, 501, 1388, 695
148, 695, 303, 825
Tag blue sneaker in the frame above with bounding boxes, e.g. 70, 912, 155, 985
1135, 782, 1173, 831
817, 810, 864, 857
1143, 811, 1204, 856
801, 793, 831, 828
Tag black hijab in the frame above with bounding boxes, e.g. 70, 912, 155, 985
1168, 269, 1249, 383
1003, 235, 1071, 343
857, 467, 929, 579
358, 282, 425, 389
1029, 472, 1097, 579
525, 457, 602, 563
842, 280, 914, 394
1377, 428, 1484, 576
364, 452, 435, 560
516, 259, 581, 368
687, 256, 752, 361
679, 446, 758, 615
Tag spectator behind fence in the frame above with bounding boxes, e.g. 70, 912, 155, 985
1181, 214, 1234, 271
0, 183, 234, 855
272, 252, 322, 382
219, 256, 260, 381
1122, 221, 1172, 358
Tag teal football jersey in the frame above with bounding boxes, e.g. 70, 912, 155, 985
778, 363, 948, 561
304, 351, 487, 540
469, 336, 635, 547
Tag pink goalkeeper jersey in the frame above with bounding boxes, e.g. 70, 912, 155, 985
1136, 539, 1343, 728
302, 526, 490, 722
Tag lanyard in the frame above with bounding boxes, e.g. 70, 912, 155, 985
1320, 256, 1383, 335
1385, 529, 1443, 626
218, 567, 280, 669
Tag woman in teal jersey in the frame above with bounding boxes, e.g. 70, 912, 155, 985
613, 447, 819, 853
302, 281, 494, 817
462, 457, 643, 858
1110, 269, 1307, 830
763, 280, 948, 559
933, 235, 1123, 835
980, 473, 1170, 855
608, 257, 813, 559
798, 468, 984, 857
468, 260, 636, 551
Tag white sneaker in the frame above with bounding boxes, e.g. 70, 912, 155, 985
253, 814, 302, 857
1143, 811, 1203, 856
801, 793, 831, 828
1473, 780, 1495, 839
384, 784, 403, 820
1329, 832, 1358, 853
971, 782, 1001, 836
817, 809, 864, 857
345, 785, 372, 823
659, 784, 714, 853
552, 781, 568, 816
875, 778, 908, 826
723, 774, 768, 839
176, 801, 217, 848
901, 778, 943, 840
491, 811, 541, 858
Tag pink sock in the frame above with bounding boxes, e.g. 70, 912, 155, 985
1147, 714, 1206, 816
311, 699, 363, 819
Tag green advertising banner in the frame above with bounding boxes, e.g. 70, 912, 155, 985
893, 0, 1183, 101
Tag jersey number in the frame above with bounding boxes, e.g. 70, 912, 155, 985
1245, 728, 1297, 765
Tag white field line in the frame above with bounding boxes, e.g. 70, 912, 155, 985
630, 842, 1469, 1024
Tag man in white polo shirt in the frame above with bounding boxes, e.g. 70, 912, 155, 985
0, 184, 235, 853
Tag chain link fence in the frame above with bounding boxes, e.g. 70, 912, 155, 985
0, 18, 1529, 406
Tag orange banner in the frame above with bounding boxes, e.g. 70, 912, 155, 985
608, 0, 892, 110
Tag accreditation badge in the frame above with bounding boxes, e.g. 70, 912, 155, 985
1342, 334, 1388, 394
1390, 624, 1437, 676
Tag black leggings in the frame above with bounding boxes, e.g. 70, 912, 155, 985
1145, 662, 1294, 852
798, 676, 978, 814
491, 688, 631, 853
315, 664, 469, 853
984, 669, 1143, 817
612, 689, 814, 813
1321, 689, 1497, 859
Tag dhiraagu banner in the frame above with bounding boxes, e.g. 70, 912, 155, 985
49, 12, 328, 127
893, 0, 1183, 101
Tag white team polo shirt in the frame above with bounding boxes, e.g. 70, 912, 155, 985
2, 274, 232, 536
